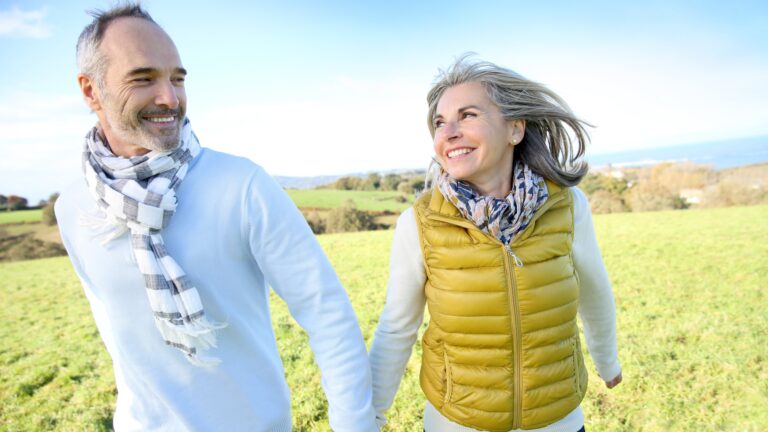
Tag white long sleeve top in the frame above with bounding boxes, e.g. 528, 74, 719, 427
56, 148, 378, 432
369, 187, 621, 432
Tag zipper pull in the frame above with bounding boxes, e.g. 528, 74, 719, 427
505, 246, 524, 267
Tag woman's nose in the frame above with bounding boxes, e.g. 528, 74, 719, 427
442, 120, 461, 139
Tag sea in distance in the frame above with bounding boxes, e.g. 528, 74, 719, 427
277, 135, 768, 189
586, 135, 768, 170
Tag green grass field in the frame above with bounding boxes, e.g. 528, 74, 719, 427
287, 189, 412, 212
0, 210, 42, 225
1, 205, 767, 431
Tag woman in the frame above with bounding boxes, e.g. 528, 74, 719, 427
369, 56, 622, 432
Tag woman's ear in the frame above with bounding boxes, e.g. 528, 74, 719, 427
508, 119, 526, 146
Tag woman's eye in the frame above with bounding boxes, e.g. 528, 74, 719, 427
462, 111, 476, 119
434, 120, 444, 128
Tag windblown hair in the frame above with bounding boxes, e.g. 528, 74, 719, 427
427, 54, 590, 186
76, 2, 157, 90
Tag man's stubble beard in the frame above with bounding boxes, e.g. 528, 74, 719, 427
100, 91, 185, 154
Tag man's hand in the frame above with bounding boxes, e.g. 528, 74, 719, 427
604, 371, 622, 389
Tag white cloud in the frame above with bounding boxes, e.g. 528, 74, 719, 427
0, 7, 51, 39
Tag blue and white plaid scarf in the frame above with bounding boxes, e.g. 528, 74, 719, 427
435, 161, 549, 246
82, 118, 225, 366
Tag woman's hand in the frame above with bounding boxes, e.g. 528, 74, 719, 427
604, 371, 622, 389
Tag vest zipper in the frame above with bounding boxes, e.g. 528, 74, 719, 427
502, 245, 523, 429
505, 245, 524, 267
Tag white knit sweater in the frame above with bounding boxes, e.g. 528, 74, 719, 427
56, 148, 378, 432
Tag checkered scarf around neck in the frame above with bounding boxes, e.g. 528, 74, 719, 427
435, 160, 549, 247
81, 118, 225, 366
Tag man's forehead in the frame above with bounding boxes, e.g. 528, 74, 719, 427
100, 17, 182, 70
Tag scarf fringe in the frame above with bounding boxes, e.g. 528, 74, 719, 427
155, 317, 228, 367
79, 210, 129, 245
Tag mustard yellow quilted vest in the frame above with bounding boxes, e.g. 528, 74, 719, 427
414, 182, 588, 431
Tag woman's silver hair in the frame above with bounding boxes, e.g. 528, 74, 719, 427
76, 2, 156, 91
427, 54, 590, 187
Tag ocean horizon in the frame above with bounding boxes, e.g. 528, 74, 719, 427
586, 135, 768, 170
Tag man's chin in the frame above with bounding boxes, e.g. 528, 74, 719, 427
139, 130, 181, 153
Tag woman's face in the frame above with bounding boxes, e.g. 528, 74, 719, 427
432, 81, 524, 197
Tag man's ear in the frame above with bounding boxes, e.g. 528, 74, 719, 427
78, 74, 102, 112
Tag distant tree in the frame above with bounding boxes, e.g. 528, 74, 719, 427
0, 194, 7, 209
7, 195, 28, 211
380, 174, 401, 191
588, 190, 627, 214
362, 173, 381, 191
397, 181, 413, 195
625, 182, 684, 212
42, 193, 60, 226
580, 173, 628, 197
330, 176, 362, 190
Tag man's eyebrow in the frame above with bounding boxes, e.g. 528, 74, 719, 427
126, 67, 188, 76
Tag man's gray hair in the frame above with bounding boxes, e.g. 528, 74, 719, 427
76, 2, 157, 90
427, 54, 590, 187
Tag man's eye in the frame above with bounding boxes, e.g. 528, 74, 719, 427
133, 77, 151, 83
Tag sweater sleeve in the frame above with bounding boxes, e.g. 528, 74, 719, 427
369, 208, 428, 428
243, 167, 377, 432
571, 187, 622, 382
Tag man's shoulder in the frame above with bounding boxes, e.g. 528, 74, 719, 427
193, 148, 276, 187
196, 148, 263, 173
54, 178, 93, 237
55, 178, 90, 215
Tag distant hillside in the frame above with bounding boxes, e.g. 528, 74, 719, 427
274, 175, 343, 190
275, 168, 426, 190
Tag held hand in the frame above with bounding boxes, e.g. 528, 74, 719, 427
604, 371, 622, 389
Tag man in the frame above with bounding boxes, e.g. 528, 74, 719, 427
55, 4, 377, 431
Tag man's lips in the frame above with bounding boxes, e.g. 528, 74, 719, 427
143, 115, 176, 123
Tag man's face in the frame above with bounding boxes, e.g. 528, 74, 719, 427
93, 17, 187, 156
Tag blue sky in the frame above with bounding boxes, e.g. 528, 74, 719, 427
1, 0, 767, 203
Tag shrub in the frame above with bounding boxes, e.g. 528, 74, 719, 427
0, 233, 67, 262
625, 182, 684, 212
325, 200, 375, 233
701, 182, 768, 208
41, 193, 60, 226
588, 190, 628, 214
304, 211, 326, 234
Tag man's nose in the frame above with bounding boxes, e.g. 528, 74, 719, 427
155, 79, 179, 109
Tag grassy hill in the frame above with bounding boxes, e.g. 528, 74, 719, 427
0, 209, 42, 225
1, 205, 767, 431
286, 189, 412, 212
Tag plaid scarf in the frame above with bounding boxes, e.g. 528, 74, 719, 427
82, 118, 225, 366
435, 161, 549, 247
